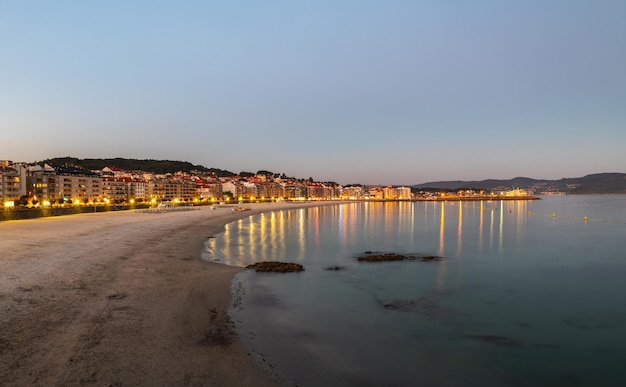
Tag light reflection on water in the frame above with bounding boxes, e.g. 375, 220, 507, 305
207, 196, 626, 386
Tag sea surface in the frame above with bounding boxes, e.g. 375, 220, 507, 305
206, 196, 626, 386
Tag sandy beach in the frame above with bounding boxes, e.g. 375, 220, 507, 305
0, 202, 335, 386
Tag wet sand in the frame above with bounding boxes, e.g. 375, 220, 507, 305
0, 202, 337, 386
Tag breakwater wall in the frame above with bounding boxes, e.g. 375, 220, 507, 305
422, 195, 540, 202
0, 204, 151, 222
368, 196, 540, 202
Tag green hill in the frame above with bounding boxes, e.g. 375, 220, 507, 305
37, 157, 236, 177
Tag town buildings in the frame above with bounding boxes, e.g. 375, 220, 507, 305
0, 160, 348, 207
0, 162, 22, 206
0, 159, 533, 208
51, 166, 102, 204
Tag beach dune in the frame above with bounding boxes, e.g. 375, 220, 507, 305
0, 203, 331, 386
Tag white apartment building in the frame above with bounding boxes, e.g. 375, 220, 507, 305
383, 186, 412, 200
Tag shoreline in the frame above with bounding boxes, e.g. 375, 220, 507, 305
0, 201, 340, 386
0, 196, 543, 222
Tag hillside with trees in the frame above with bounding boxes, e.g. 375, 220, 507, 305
37, 157, 236, 177
412, 173, 626, 194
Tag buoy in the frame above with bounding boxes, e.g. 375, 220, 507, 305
584, 216, 588, 221
552, 213, 556, 218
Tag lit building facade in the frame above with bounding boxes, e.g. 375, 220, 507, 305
383, 186, 412, 200
285, 183, 308, 200
197, 180, 223, 200
50, 166, 103, 203
0, 165, 21, 204
26, 164, 57, 201
103, 176, 130, 202
147, 179, 196, 201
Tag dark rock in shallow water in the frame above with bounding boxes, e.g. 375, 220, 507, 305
357, 253, 408, 262
420, 255, 443, 262
357, 252, 443, 262
324, 266, 346, 271
383, 300, 415, 310
382, 298, 443, 316
246, 261, 304, 273
464, 334, 523, 348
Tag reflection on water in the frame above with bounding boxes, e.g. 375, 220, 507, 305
438, 202, 445, 256
213, 197, 626, 386
208, 200, 533, 262
457, 201, 463, 256
215, 201, 524, 267
479, 200, 484, 252
210, 198, 625, 269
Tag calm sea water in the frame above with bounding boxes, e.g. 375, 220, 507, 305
206, 196, 626, 386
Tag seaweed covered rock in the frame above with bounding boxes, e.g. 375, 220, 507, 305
419, 255, 443, 262
356, 252, 443, 262
246, 261, 304, 273
357, 252, 408, 262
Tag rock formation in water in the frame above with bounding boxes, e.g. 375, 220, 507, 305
324, 266, 346, 271
356, 252, 443, 262
246, 261, 304, 273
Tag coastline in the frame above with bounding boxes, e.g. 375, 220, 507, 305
0, 201, 339, 386
0, 196, 543, 222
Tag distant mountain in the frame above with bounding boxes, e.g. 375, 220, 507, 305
36, 157, 236, 177
412, 177, 549, 190
29, 158, 626, 193
412, 173, 626, 194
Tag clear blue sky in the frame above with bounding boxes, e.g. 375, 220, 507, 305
2, 1, 625, 185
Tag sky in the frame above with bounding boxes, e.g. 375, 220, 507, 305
1, 1, 625, 185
